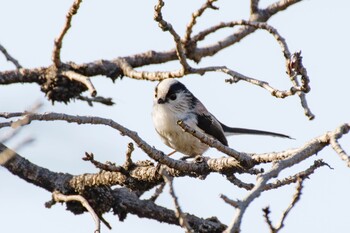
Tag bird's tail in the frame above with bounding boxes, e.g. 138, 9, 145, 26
221, 123, 292, 139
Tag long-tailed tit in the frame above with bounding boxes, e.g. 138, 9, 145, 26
152, 79, 291, 157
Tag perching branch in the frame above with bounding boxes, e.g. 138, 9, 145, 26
0, 111, 244, 176
0, 143, 226, 233
3, 1, 348, 232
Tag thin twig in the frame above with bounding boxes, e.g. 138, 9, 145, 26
330, 135, 350, 167
154, 0, 192, 73
262, 207, 275, 232
221, 66, 306, 98
192, 20, 291, 59
52, 0, 83, 67
226, 159, 329, 191
220, 194, 240, 208
77, 95, 115, 106
263, 178, 305, 233
82, 152, 128, 174
124, 142, 134, 170
61, 70, 97, 97
0, 102, 41, 164
148, 182, 166, 202
264, 159, 331, 191
160, 168, 194, 233
287, 51, 314, 120
0, 43, 22, 69
48, 191, 100, 233
184, 0, 218, 43
274, 178, 304, 231
225, 174, 254, 190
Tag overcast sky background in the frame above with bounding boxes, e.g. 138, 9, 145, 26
1, 0, 350, 232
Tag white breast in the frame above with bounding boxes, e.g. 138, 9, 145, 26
152, 103, 209, 156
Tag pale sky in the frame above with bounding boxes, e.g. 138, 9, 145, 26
1, 0, 350, 232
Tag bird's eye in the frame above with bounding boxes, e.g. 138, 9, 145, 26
169, 93, 177, 101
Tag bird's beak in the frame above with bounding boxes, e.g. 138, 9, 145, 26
157, 98, 165, 104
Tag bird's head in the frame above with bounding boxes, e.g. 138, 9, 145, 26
153, 79, 197, 113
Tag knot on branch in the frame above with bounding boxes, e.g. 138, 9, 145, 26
41, 65, 88, 104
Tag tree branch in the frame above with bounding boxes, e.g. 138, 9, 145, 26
225, 124, 350, 232
0, 43, 22, 69
0, 143, 226, 232
52, 0, 83, 68
161, 168, 194, 233
46, 191, 101, 233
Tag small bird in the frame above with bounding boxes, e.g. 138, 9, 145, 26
152, 79, 291, 157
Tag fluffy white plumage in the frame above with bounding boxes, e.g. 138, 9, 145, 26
152, 79, 290, 157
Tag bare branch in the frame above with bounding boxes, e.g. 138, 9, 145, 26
46, 191, 100, 233
161, 168, 194, 233
220, 194, 240, 208
264, 0, 303, 17
177, 120, 256, 167
262, 207, 274, 233
0, 102, 41, 163
263, 178, 305, 233
193, 20, 291, 60
0, 43, 22, 69
288, 51, 314, 120
225, 174, 254, 191
116, 57, 184, 81
226, 159, 329, 192
124, 142, 135, 170
0, 112, 244, 175
83, 152, 128, 174
250, 0, 259, 14
148, 182, 166, 202
154, 0, 192, 73
223, 66, 305, 98
225, 125, 350, 232
274, 178, 304, 232
264, 159, 331, 191
0, 143, 226, 232
331, 137, 350, 166
184, 0, 219, 43
61, 70, 97, 97
76, 95, 115, 106
52, 0, 83, 67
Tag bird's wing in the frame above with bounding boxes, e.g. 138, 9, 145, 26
196, 113, 228, 146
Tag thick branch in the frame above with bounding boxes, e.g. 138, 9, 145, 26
0, 143, 226, 232
0, 1, 303, 83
